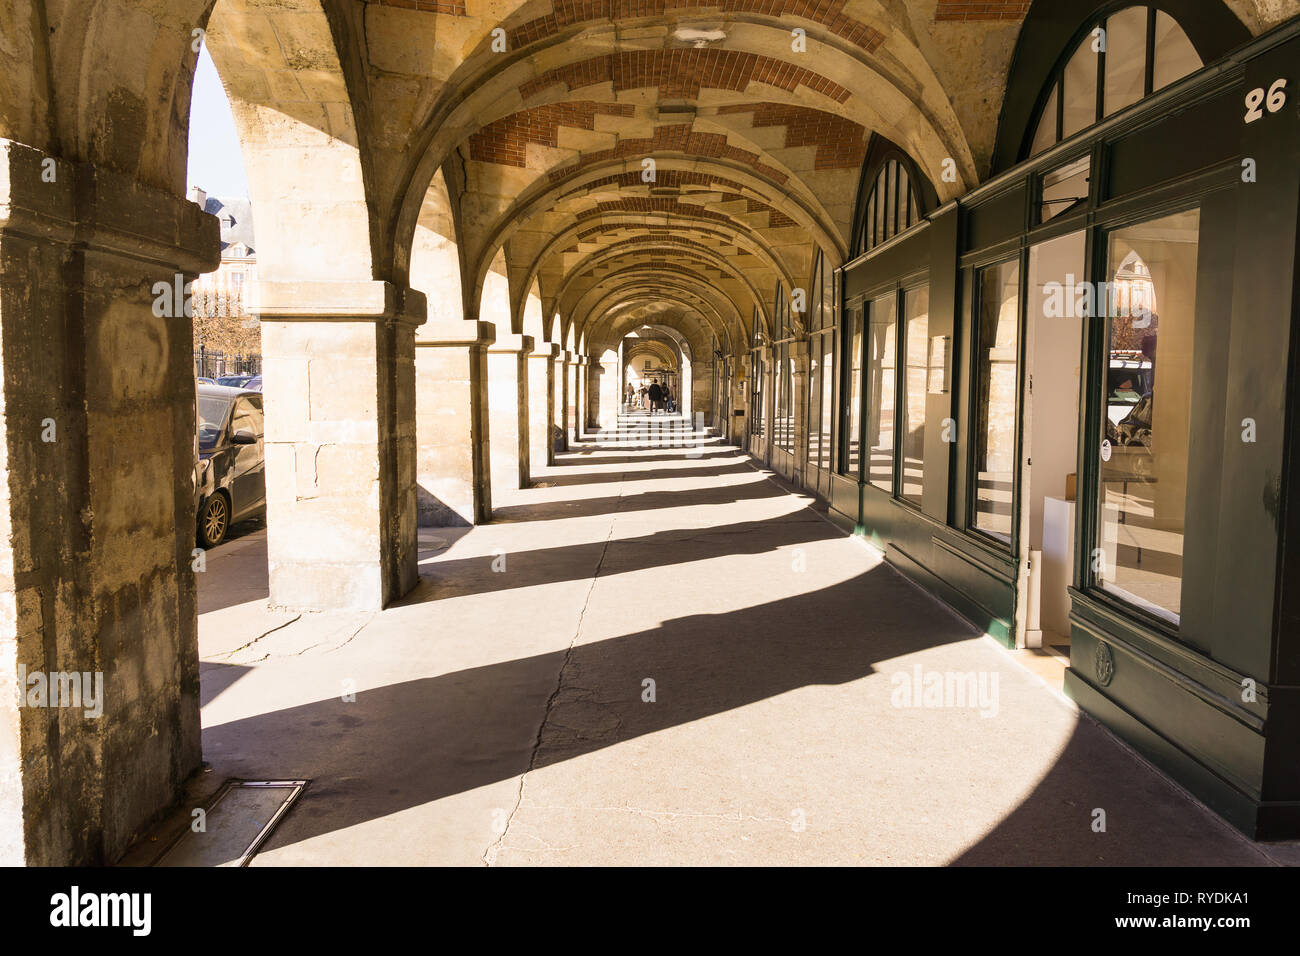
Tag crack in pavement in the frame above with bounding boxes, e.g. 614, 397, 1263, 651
209, 613, 303, 662
482, 471, 625, 867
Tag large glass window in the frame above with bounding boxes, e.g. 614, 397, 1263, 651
900, 286, 930, 505
841, 306, 864, 476
1027, 6, 1202, 158
1104, 5, 1148, 117
857, 158, 921, 255
805, 255, 834, 475
1095, 208, 1199, 623
750, 345, 765, 441
775, 341, 793, 453
808, 347, 822, 470
865, 293, 898, 492
1061, 39, 1098, 140
1153, 10, 1202, 91
819, 333, 834, 471
774, 287, 795, 454
972, 260, 1020, 543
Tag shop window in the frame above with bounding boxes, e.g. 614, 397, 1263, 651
900, 286, 931, 506
750, 315, 766, 441
1095, 207, 1199, 623
774, 285, 795, 454
819, 331, 835, 471
841, 306, 864, 477
806, 253, 833, 474
865, 293, 898, 493
776, 342, 794, 453
971, 260, 1020, 543
808, 348, 822, 470
815, 256, 836, 472
1027, 6, 1203, 159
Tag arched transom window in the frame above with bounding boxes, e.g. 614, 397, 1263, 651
857, 158, 920, 255
1027, 5, 1203, 159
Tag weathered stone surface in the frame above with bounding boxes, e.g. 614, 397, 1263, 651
0, 142, 215, 864
255, 280, 425, 611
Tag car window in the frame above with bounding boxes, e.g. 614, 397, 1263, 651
230, 398, 263, 438
246, 398, 264, 437
197, 396, 232, 451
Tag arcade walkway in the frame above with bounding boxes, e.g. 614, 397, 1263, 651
155, 420, 1284, 866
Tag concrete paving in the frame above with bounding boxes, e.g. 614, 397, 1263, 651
130, 422, 1289, 866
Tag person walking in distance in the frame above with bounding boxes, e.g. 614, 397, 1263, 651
648, 380, 663, 415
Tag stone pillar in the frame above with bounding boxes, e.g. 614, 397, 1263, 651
0, 141, 217, 864
527, 342, 559, 477
486, 333, 533, 496
253, 280, 426, 611
415, 319, 494, 526
729, 360, 747, 446
692, 359, 714, 424
553, 350, 569, 453
564, 353, 580, 444
578, 356, 593, 435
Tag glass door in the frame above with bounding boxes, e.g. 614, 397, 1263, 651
1092, 207, 1200, 626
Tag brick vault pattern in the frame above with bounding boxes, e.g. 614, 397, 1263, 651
544, 123, 790, 185
519, 49, 853, 103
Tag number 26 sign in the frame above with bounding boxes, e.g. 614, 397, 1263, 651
1244, 78, 1288, 123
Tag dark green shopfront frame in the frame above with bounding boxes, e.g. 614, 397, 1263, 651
830, 18, 1300, 838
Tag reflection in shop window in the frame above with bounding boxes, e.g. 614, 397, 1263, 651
900, 286, 930, 505
866, 293, 897, 493
820, 334, 834, 471
1096, 208, 1199, 623
842, 307, 864, 477
775, 341, 794, 454
972, 260, 1020, 543
806, 253, 836, 475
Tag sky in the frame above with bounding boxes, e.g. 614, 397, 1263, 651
186, 45, 250, 200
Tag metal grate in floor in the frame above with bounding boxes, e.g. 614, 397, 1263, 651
154, 779, 309, 867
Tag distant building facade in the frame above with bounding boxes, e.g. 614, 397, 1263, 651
189, 188, 260, 378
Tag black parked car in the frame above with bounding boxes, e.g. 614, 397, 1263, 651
196, 383, 266, 547
216, 375, 253, 388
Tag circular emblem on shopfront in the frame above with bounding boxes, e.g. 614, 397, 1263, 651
1095, 641, 1115, 687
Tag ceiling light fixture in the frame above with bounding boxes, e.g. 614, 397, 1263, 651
672, 27, 726, 48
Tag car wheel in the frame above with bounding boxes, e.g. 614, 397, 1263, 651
198, 493, 230, 548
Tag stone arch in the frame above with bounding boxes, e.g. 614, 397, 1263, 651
389, 8, 985, 266
481, 246, 511, 328
521, 277, 546, 341
527, 217, 793, 325
410, 166, 464, 327
204, 0, 376, 281
572, 275, 751, 351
